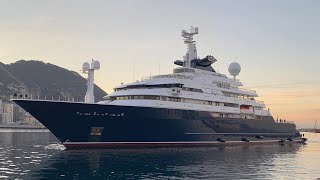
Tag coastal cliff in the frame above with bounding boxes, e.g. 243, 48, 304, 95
0, 60, 107, 102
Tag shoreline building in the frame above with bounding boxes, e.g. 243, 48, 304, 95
0, 100, 2, 123
0, 99, 43, 126
1, 102, 14, 124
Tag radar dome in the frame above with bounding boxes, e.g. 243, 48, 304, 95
82, 62, 90, 71
92, 60, 100, 70
228, 62, 241, 78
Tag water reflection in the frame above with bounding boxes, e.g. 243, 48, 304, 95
32, 143, 304, 179
0, 131, 319, 180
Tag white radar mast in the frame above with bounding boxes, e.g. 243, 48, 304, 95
82, 60, 100, 103
182, 26, 199, 67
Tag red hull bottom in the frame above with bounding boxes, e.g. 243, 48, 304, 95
63, 139, 307, 149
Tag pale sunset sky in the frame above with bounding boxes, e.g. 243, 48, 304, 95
0, 0, 319, 128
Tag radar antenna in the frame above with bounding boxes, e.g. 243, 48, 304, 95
82, 59, 100, 103
181, 26, 199, 67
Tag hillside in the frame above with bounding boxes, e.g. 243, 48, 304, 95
0, 60, 107, 102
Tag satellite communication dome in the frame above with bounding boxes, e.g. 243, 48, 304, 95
228, 62, 241, 78
82, 62, 90, 71
92, 60, 100, 70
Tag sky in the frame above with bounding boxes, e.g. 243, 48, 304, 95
0, 0, 319, 128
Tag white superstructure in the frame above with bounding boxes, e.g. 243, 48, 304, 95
99, 27, 271, 119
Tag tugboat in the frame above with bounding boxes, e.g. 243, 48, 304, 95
12, 27, 306, 149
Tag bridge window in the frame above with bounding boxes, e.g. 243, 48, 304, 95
113, 95, 161, 100
115, 83, 183, 91
182, 87, 203, 93
174, 68, 195, 73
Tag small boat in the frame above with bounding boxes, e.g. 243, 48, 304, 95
310, 120, 320, 133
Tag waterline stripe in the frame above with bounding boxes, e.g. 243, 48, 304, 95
63, 139, 303, 145
184, 132, 296, 135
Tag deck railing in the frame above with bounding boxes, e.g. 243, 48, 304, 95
256, 100, 265, 104
11, 95, 81, 102
238, 88, 257, 93
152, 74, 191, 80
277, 120, 295, 124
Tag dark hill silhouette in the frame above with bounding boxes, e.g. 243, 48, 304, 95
0, 60, 107, 102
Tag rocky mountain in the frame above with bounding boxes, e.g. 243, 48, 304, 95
0, 60, 107, 102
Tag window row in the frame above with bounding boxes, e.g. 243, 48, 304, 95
110, 95, 240, 108
182, 87, 203, 93
111, 96, 160, 100
174, 68, 195, 73
115, 83, 183, 91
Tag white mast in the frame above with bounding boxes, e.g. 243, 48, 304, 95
181, 26, 199, 67
82, 60, 100, 103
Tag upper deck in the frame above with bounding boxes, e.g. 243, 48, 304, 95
103, 27, 270, 117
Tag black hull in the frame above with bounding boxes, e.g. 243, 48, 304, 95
12, 100, 305, 149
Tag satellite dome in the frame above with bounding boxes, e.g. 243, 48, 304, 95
228, 62, 241, 78
92, 60, 100, 70
82, 62, 90, 71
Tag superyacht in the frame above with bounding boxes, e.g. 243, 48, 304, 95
12, 27, 306, 149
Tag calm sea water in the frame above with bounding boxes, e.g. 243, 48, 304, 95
0, 130, 319, 180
